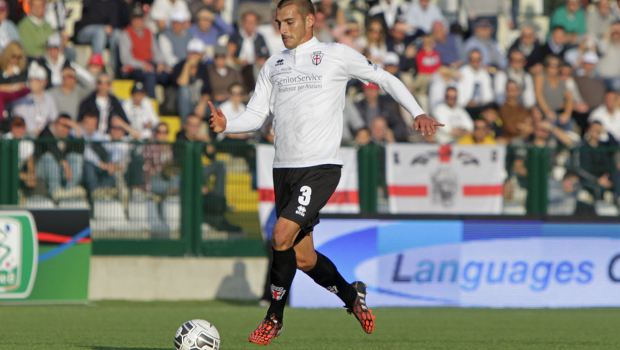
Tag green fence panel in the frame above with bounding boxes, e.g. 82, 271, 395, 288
358, 144, 380, 213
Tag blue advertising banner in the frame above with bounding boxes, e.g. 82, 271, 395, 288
290, 219, 620, 308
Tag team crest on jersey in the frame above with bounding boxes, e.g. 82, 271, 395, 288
271, 284, 286, 300
311, 51, 324, 65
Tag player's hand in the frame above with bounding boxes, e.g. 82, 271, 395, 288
208, 101, 227, 133
413, 114, 443, 137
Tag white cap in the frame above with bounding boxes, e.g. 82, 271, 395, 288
169, 7, 190, 23
383, 52, 400, 66
28, 62, 47, 81
47, 33, 62, 48
582, 51, 599, 65
187, 38, 206, 54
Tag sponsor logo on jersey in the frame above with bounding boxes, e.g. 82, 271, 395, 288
295, 205, 306, 217
271, 284, 286, 300
311, 51, 324, 65
275, 59, 284, 66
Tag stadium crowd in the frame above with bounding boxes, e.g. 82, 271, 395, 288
0, 0, 619, 214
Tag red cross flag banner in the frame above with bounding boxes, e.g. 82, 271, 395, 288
257, 145, 360, 240
386, 144, 506, 214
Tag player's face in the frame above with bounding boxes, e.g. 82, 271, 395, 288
276, 5, 314, 49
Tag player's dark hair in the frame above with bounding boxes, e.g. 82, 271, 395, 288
277, 0, 315, 19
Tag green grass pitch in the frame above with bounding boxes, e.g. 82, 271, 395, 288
2, 301, 620, 349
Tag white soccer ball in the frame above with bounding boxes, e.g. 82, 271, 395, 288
174, 319, 221, 350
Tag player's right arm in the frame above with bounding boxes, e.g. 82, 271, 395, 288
209, 61, 273, 134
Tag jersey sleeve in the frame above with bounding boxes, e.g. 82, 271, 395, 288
340, 44, 426, 119
224, 62, 273, 133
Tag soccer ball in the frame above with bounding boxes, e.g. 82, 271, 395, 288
174, 319, 221, 350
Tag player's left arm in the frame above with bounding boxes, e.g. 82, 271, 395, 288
340, 44, 444, 136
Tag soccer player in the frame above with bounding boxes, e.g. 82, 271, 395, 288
209, 0, 442, 345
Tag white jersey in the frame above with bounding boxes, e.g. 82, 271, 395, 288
224, 37, 425, 168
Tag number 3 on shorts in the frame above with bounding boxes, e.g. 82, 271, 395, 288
298, 186, 312, 206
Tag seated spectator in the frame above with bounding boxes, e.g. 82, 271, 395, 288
3, 117, 37, 196
499, 81, 532, 142
355, 83, 409, 142
457, 118, 496, 145
535, 55, 573, 123
149, 0, 190, 33
403, 0, 445, 36
228, 11, 268, 92
494, 50, 536, 108
332, 20, 365, 53
315, 0, 345, 29
172, 38, 213, 121
480, 103, 505, 141
509, 23, 545, 74
362, 18, 388, 67
34, 114, 85, 200
0, 42, 27, 86
386, 22, 415, 64
256, 13, 286, 56
49, 66, 92, 122
37, 33, 92, 89
589, 90, 620, 141
78, 72, 129, 134
462, 18, 507, 70
0, 0, 20, 55
462, 0, 512, 38
122, 81, 159, 140
75, 0, 124, 74
216, 83, 247, 139
597, 22, 620, 92
102, 121, 144, 198
541, 26, 571, 63
574, 51, 607, 112
587, 0, 616, 44
79, 111, 118, 199
86, 53, 106, 78
158, 7, 193, 69
367, 0, 408, 30
456, 49, 494, 114
17, 0, 53, 59
560, 63, 588, 130
576, 121, 620, 202
431, 20, 462, 68
432, 86, 474, 144
44, 0, 75, 62
188, 8, 234, 59
525, 118, 576, 148
119, 6, 170, 99
368, 116, 395, 145
547, 170, 581, 215
313, 10, 334, 43
549, 0, 586, 44
188, 0, 223, 23
427, 66, 458, 110
143, 122, 179, 197
207, 45, 242, 104
412, 35, 441, 100
12, 63, 58, 137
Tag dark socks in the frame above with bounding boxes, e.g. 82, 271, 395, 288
304, 251, 357, 308
267, 247, 297, 321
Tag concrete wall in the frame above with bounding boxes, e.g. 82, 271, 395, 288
89, 257, 268, 301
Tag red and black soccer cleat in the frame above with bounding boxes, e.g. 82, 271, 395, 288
346, 281, 376, 334
249, 313, 283, 346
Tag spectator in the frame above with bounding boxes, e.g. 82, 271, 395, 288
432, 86, 474, 144
480, 103, 505, 140
547, 170, 581, 215
495, 50, 536, 108
216, 82, 247, 136
368, 116, 395, 145
431, 20, 462, 68
143, 122, 179, 197
535, 55, 573, 123
228, 11, 269, 92
207, 45, 243, 104
559, 63, 586, 119
333, 20, 365, 53
457, 118, 496, 144
172, 38, 213, 121
386, 22, 415, 69
256, 13, 286, 56
499, 80, 531, 142
509, 23, 545, 74
597, 22, 620, 92
549, 0, 586, 44
587, 0, 616, 43
0, 41, 27, 86
0, 0, 19, 55
403, 0, 445, 36
589, 90, 620, 141
462, 18, 508, 70
456, 49, 494, 113
188, 8, 234, 58
78, 72, 129, 134
367, 0, 408, 30
315, 0, 345, 29
17, 0, 53, 58
354, 82, 409, 142
149, 0, 190, 33
188, 0, 224, 23
462, 0, 512, 37
119, 5, 170, 99
37, 33, 92, 89
412, 35, 441, 101
79, 111, 118, 199
86, 53, 106, 78
342, 98, 366, 145
427, 66, 459, 110
312, 10, 334, 43
49, 66, 92, 122
12, 63, 58, 137
3, 117, 37, 195
122, 81, 159, 140
44, 0, 76, 62
158, 7, 193, 69
34, 114, 85, 200
362, 18, 388, 67
526, 118, 576, 148
102, 120, 144, 199
574, 51, 607, 113
541, 26, 571, 62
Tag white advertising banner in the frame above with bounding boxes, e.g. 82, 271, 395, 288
386, 144, 506, 214
256, 145, 359, 240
